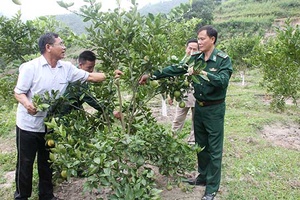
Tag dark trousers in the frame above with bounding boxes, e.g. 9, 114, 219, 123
194, 102, 225, 194
14, 126, 54, 200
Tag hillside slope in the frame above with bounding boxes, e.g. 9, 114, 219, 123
54, 0, 188, 35
213, 0, 300, 38
54, 0, 300, 36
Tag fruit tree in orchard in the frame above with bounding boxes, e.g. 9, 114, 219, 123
39, 0, 203, 199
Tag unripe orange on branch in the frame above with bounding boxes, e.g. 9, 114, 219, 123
115, 29, 121, 35
184, 80, 190, 87
61, 170, 67, 179
150, 80, 159, 88
179, 101, 186, 108
174, 90, 181, 98
12, 0, 22, 5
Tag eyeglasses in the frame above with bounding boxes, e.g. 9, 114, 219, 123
50, 42, 65, 47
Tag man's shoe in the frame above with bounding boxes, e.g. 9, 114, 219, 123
185, 175, 206, 186
201, 193, 216, 200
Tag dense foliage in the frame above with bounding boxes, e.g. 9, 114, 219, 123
0, 13, 75, 71
253, 21, 300, 111
222, 35, 261, 72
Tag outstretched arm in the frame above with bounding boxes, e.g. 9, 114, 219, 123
87, 72, 106, 83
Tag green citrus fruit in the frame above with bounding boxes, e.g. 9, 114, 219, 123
179, 101, 186, 108
184, 81, 190, 87
174, 90, 181, 98
61, 170, 67, 179
150, 80, 159, 88
166, 185, 173, 191
115, 29, 121, 35
12, 0, 22, 5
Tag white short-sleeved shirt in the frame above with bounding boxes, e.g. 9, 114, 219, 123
14, 55, 89, 132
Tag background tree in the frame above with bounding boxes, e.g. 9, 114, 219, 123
221, 35, 261, 85
253, 20, 300, 111
0, 13, 76, 71
182, 0, 215, 29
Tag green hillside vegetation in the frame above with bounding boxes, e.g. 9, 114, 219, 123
215, 0, 300, 22
55, 14, 91, 35
213, 0, 300, 38
53, 0, 300, 37
138, 0, 189, 15
52, 0, 190, 35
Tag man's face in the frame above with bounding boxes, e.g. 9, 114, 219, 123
197, 30, 215, 53
185, 42, 199, 56
79, 60, 96, 73
49, 37, 66, 60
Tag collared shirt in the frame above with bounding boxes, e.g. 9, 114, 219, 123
153, 48, 233, 102
14, 55, 89, 132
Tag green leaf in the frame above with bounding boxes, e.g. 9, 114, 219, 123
191, 75, 200, 84
94, 157, 101, 164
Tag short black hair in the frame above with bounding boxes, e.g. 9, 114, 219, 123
197, 25, 218, 44
186, 38, 198, 46
38, 32, 59, 54
78, 50, 96, 64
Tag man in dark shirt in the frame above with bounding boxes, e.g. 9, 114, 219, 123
60, 50, 102, 114
139, 25, 233, 200
60, 50, 120, 119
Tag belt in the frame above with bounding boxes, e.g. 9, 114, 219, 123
197, 99, 224, 107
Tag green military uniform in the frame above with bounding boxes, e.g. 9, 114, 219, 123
153, 48, 233, 194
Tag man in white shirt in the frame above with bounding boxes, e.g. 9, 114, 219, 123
13, 32, 122, 200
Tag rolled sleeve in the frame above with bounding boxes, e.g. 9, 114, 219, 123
68, 65, 89, 83
14, 64, 34, 94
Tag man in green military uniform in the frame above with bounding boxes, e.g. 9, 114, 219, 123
139, 25, 232, 200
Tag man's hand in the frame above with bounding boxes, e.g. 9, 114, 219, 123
201, 70, 208, 76
14, 93, 37, 115
113, 110, 121, 119
114, 69, 123, 78
168, 97, 173, 105
25, 102, 37, 115
138, 74, 149, 85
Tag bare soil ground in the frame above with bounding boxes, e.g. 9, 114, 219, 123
1, 103, 299, 200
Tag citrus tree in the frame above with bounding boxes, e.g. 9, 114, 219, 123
0, 13, 75, 70
222, 35, 261, 85
253, 20, 300, 111
37, 0, 203, 199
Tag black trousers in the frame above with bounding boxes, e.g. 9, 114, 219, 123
14, 126, 54, 200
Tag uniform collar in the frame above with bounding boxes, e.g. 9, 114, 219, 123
198, 48, 218, 62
